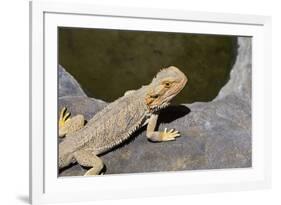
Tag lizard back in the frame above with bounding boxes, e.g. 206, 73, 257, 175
61, 88, 148, 155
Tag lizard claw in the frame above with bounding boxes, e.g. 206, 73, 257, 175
59, 107, 85, 138
161, 128, 180, 141
59, 107, 72, 137
59, 107, 71, 128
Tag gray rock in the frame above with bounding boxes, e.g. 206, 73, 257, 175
59, 37, 251, 176
58, 96, 106, 121
58, 65, 87, 97
215, 38, 252, 104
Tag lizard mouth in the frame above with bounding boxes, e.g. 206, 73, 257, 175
146, 66, 188, 112
161, 77, 187, 105
148, 77, 187, 113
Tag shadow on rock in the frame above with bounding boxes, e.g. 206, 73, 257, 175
158, 105, 191, 124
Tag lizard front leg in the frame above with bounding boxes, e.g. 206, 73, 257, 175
59, 107, 85, 137
74, 149, 104, 176
146, 113, 180, 142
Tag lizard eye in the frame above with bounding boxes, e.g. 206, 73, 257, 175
164, 82, 171, 87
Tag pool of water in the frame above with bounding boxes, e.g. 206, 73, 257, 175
59, 27, 237, 104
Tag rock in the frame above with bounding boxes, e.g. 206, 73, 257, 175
215, 38, 252, 104
59, 37, 251, 176
58, 96, 106, 121
58, 65, 87, 97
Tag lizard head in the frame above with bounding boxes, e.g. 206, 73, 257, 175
145, 66, 187, 112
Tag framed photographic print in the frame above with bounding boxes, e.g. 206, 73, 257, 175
30, 0, 271, 204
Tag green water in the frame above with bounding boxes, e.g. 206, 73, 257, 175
59, 27, 237, 104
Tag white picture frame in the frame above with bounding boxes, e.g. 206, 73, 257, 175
30, 1, 272, 204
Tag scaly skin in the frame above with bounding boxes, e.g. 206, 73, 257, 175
59, 66, 188, 175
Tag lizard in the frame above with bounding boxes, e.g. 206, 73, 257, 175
58, 66, 188, 176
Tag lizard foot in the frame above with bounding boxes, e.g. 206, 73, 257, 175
160, 128, 180, 141
59, 107, 71, 129
59, 107, 85, 137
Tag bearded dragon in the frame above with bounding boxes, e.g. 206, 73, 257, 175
58, 66, 188, 175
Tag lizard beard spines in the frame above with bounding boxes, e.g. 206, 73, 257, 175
148, 102, 170, 114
